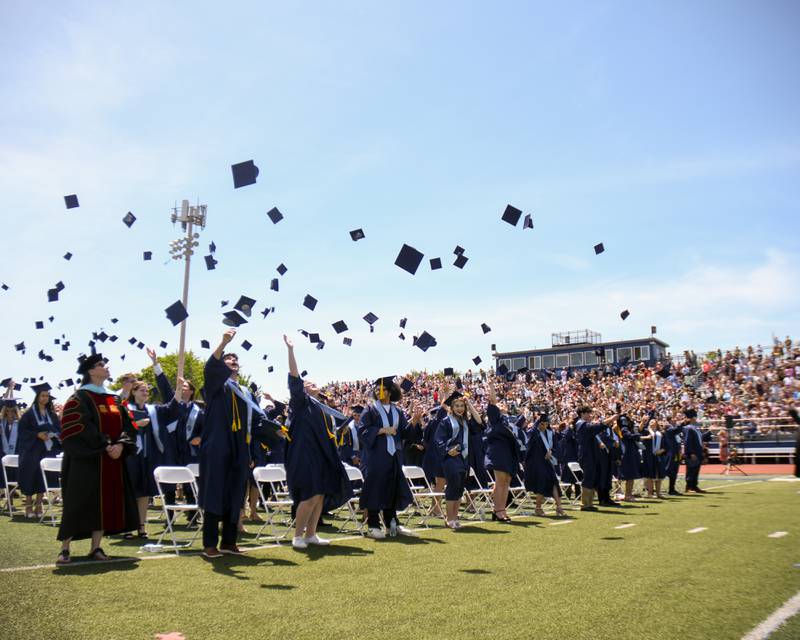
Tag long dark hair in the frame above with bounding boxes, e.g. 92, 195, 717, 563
32, 391, 54, 415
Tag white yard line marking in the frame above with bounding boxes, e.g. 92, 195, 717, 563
687, 527, 708, 534
704, 480, 764, 491
741, 590, 800, 640
768, 477, 800, 482
614, 523, 637, 530
549, 519, 574, 526
768, 531, 788, 539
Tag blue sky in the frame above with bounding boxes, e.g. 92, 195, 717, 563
1, 0, 799, 393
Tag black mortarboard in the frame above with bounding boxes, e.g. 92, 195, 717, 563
64, 194, 79, 209
222, 310, 248, 327
1, 283, 8, 291
309, 333, 320, 344
300, 370, 307, 378
443, 391, 463, 407
35, 321, 44, 329
136, 342, 144, 349
122, 211, 137, 228
159, 340, 168, 349
55, 281, 65, 292
363, 312, 378, 325
400, 378, 413, 393
303, 294, 318, 311
454, 245, 465, 255
15, 342, 25, 352
261, 307, 272, 319
620, 309, 630, 321
651, 325, 657, 334
31, 382, 52, 395
429, 257, 442, 270
350, 228, 365, 241
97, 331, 108, 342
231, 160, 259, 188
684, 408, 697, 419
64, 252, 73, 260
221, 300, 229, 307
165, 300, 188, 326
415, 331, 436, 352
443, 367, 454, 376
399, 333, 405, 340
268, 366, 274, 373
143, 251, 153, 261
77, 353, 106, 375
262, 354, 268, 360
490, 343, 496, 351
47, 288, 59, 302
200, 339, 210, 349
399, 318, 407, 329
332, 320, 348, 334
316, 341, 325, 350
270, 278, 279, 292
241, 340, 252, 351
234, 295, 256, 317
472, 356, 482, 365
497, 363, 509, 376
343, 337, 352, 346
110, 318, 118, 324
394, 244, 424, 275
481, 323, 491, 334
299, 330, 309, 338
453, 254, 468, 269
204, 254, 217, 270
209, 241, 216, 253
266, 207, 283, 224
594, 348, 603, 357
276, 263, 287, 276
501, 204, 522, 226
594, 243, 605, 255
351, 404, 364, 413
523, 214, 533, 230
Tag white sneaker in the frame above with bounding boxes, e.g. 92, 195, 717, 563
291, 536, 308, 550
396, 525, 415, 536
305, 534, 330, 546
368, 527, 386, 539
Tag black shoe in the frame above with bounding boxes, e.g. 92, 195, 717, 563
694, 488, 706, 494
491, 511, 512, 522
668, 490, 681, 495
580, 505, 598, 512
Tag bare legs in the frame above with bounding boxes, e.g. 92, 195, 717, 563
492, 471, 511, 516
294, 495, 324, 539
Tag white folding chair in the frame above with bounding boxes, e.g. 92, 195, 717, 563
463, 467, 493, 520
152, 466, 202, 552
402, 465, 445, 528
567, 461, 584, 485
186, 463, 199, 478
252, 465, 294, 542
335, 464, 366, 535
39, 457, 62, 526
2, 455, 19, 517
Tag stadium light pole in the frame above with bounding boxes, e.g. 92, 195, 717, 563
169, 199, 206, 382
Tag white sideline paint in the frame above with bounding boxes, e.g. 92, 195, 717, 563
704, 480, 764, 491
767, 531, 788, 538
741, 590, 800, 640
768, 477, 800, 482
549, 519, 574, 526
614, 523, 636, 530
687, 527, 708, 534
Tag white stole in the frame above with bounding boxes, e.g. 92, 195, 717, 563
1, 420, 18, 455
539, 428, 557, 466
373, 401, 399, 455
33, 407, 55, 452
448, 415, 469, 459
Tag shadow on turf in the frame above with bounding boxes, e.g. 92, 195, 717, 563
460, 568, 492, 575
209, 555, 298, 580
304, 543, 375, 561
450, 526, 509, 535
53, 557, 141, 575
261, 583, 297, 590
600, 536, 624, 541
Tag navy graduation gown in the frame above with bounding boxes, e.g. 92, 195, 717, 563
619, 428, 642, 480
422, 408, 446, 482
556, 426, 579, 483
467, 416, 490, 486
285, 375, 352, 511
641, 428, 666, 479
595, 428, 614, 491
663, 424, 683, 476
16, 407, 61, 495
125, 398, 179, 498
434, 415, 470, 479
524, 427, 561, 496
357, 402, 418, 511
484, 405, 521, 476
154, 371, 204, 466
575, 419, 607, 489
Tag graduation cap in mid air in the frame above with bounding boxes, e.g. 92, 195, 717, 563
497, 363, 509, 376
523, 214, 533, 230
1, 379, 22, 391
303, 294, 318, 311
308, 333, 320, 344
453, 245, 465, 256
414, 331, 437, 353
165, 300, 188, 326
472, 356, 482, 365
332, 320, 348, 334
1, 283, 8, 291
35, 321, 44, 329
350, 228, 365, 241
394, 244, 424, 275
261, 307, 273, 319
209, 241, 216, 253
276, 263, 287, 276
443, 367, 454, 376
241, 340, 253, 351
429, 257, 442, 270
266, 207, 283, 224
63, 252, 73, 261
47, 288, 59, 302
159, 340, 168, 349
400, 378, 413, 393
223, 311, 247, 327
122, 211, 136, 228
143, 251, 153, 261
620, 309, 630, 321
453, 254, 468, 269
343, 337, 352, 346
481, 323, 491, 334
64, 194, 79, 209
270, 278, 279, 292
231, 160, 259, 188
234, 295, 256, 317
15, 342, 26, 352
267, 366, 274, 373
200, 339, 210, 349
399, 333, 405, 340
594, 243, 605, 255
501, 204, 522, 226
363, 312, 378, 326
490, 343, 496, 351
399, 318, 407, 329
204, 255, 217, 270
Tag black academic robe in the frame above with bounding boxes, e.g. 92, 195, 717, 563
524, 426, 561, 496
484, 405, 522, 476
575, 419, 607, 489
154, 371, 204, 466
57, 389, 139, 541
17, 407, 61, 496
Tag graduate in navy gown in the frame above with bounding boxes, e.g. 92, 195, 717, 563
283, 335, 352, 550
641, 418, 667, 498
555, 421, 580, 499
336, 405, 363, 467
575, 406, 617, 511
484, 383, 520, 522
682, 408, 708, 493
618, 414, 642, 501
664, 416, 684, 495
124, 377, 180, 538
358, 375, 423, 539
17, 383, 61, 519
524, 413, 565, 516
1, 394, 21, 503
422, 406, 447, 513
595, 424, 618, 507
199, 329, 282, 558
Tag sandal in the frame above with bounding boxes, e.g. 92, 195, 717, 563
137, 530, 149, 539
534, 508, 546, 516
556, 508, 566, 517
55, 549, 71, 566
87, 547, 109, 561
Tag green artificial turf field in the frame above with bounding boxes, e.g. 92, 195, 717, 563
1, 476, 798, 640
